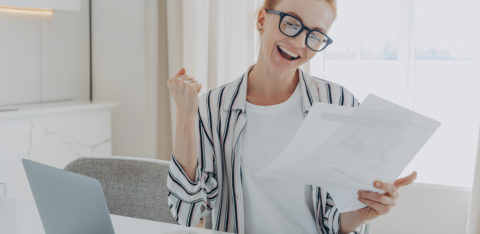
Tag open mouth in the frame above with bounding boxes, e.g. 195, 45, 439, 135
277, 45, 300, 61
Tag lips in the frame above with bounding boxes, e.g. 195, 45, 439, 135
277, 45, 300, 61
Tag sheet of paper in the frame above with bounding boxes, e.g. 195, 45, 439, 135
258, 102, 356, 175
257, 94, 441, 212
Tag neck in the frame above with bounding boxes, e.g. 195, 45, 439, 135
247, 56, 299, 105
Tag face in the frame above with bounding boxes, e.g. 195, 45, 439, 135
257, 0, 335, 72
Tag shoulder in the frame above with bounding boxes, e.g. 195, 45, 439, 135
197, 74, 245, 121
306, 73, 360, 107
199, 76, 243, 108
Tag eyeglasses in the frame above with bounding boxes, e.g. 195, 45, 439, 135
265, 9, 333, 52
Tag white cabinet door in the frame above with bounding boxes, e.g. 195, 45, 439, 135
0, 0, 81, 11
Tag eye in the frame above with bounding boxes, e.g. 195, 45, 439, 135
309, 31, 327, 42
309, 34, 320, 42
286, 21, 299, 30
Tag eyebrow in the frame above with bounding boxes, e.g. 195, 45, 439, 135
286, 11, 327, 32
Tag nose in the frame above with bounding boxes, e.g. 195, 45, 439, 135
291, 30, 307, 49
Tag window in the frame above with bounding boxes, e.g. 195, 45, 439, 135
310, 0, 480, 188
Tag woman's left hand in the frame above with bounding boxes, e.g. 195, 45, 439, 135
355, 171, 417, 221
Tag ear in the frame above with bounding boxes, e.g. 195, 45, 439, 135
256, 8, 266, 32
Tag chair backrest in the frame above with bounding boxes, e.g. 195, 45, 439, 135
64, 156, 177, 225
204, 212, 212, 229
467, 126, 480, 234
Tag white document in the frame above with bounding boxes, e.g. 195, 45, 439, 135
257, 94, 441, 213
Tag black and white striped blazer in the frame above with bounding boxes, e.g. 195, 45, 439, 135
167, 67, 367, 234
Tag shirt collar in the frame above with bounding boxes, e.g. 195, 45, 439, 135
222, 66, 319, 115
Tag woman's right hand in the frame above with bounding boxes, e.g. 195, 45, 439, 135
167, 68, 202, 121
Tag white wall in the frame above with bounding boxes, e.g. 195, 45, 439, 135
92, 0, 171, 159
371, 183, 470, 234
0, 0, 90, 106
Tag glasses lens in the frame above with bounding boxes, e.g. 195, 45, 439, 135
280, 15, 302, 36
307, 30, 327, 51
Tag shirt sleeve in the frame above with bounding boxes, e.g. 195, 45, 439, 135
166, 93, 219, 227
338, 85, 360, 107
314, 188, 368, 234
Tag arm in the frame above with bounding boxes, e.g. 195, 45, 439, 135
315, 189, 367, 234
339, 212, 367, 234
174, 114, 197, 181
166, 69, 219, 226
168, 68, 201, 181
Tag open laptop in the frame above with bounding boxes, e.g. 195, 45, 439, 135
22, 159, 115, 234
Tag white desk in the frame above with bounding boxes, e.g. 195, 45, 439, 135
112, 215, 227, 234
1, 198, 229, 234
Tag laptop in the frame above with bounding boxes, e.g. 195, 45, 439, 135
22, 159, 115, 234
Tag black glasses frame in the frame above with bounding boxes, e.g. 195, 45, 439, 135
265, 9, 333, 52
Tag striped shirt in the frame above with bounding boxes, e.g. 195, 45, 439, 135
167, 67, 368, 234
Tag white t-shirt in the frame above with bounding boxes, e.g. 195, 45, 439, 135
241, 83, 318, 234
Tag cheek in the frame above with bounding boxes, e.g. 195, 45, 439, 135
262, 22, 286, 47
260, 33, 280, 54
263, 19, 279, 37
302, 51, 316, 62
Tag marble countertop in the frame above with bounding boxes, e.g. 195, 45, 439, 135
0, 100, 117, 119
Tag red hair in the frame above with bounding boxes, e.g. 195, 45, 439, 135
262, 0, 337, 18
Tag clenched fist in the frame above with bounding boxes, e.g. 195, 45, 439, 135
167, 68, 202, 121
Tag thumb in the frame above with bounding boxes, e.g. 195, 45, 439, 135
196, 83, 202, 94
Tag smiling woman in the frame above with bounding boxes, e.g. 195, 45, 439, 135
165, 0, 415, 233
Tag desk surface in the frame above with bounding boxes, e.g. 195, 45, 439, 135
112, 215, 228, 234
2, 198, 229, 234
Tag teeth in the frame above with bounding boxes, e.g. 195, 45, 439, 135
279, 46, 299, 58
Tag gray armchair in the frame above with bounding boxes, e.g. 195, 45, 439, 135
64, 156, 177, 224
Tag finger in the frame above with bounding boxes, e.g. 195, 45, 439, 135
180, 77, 197, 83
181, 78, 195, 83
394, 171, 417, 188
188, 81, 200, 91
358, 197, 391, 215
373, 181, 399, 198
183, 79, 197, 84
176, 74, 191, 80
359, 191, 396, 206
195, 83, 202, 93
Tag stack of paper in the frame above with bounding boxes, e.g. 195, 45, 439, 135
257, 94, 441, 212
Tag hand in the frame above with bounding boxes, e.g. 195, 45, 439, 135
166, 68, 202, 121
355, 171, 417, 221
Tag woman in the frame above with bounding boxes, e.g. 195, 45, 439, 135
166, 0, 417, 233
